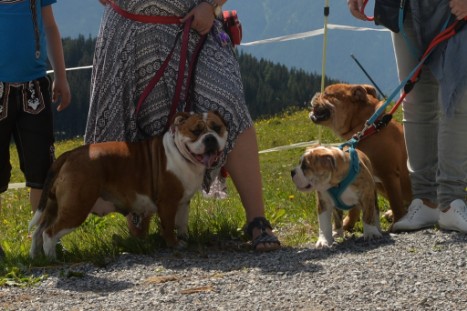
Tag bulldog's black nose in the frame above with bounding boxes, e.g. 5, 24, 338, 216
291, 169, 296, 178
203, 135, 219, 153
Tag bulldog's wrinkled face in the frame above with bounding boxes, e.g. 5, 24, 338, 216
309, 83, 379, 134
172, 111, 228, 168
291, 145, 346, 192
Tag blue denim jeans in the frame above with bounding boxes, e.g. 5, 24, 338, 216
392, 13, 467, 209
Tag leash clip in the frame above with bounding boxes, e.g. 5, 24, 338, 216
374, 114, 392, 131
353, 123, 371, 142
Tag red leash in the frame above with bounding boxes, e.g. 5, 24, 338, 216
108, 0, 207, 131
388, 17, 466, 116
353, 1, 466, 142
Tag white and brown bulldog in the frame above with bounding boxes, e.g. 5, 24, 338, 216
310, 83, 411, 229
291, 145, 382, 248
29, 111, 228, 259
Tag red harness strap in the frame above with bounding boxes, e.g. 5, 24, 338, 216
108, 0, 207, 131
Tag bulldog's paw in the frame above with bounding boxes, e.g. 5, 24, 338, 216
343, 215, 358, 232
174, 239, 188, 250
177, 232, 189, 242
315, 236, 333, 249
332, 228, 344, 239
363, 224, 383, 241
383, 210, 394, 222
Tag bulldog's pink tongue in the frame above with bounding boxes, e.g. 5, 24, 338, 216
203, 154, 218, 168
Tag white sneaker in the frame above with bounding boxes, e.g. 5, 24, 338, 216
438, 199, 467, 233
392, 199, 439, 232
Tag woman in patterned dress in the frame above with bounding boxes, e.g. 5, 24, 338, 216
85, 0, 280, 251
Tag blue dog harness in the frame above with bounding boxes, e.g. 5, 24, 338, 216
327, 143, 360, 211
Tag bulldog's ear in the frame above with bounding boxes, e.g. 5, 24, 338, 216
351, 85, 372, 102
173, 112, 191, 126
306, 143, 321, 153
212, 111, 228, 128
310, 92, 320, 106
362, 84, 378, 99
319, 154, 337, 171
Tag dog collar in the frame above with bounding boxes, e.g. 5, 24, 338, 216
327, 145, 360, 211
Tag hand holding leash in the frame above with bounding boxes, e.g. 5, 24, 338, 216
181, 2, 216, 35
449, 0, 467, 20
347, 0, 369, 21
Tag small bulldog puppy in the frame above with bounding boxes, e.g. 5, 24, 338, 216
29, 111, 227, 259
310, 83, 411, 229
291, 145, 382, 248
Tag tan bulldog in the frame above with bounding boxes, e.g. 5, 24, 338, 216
291, 145, 381, 248
29, 111, 228, 259
310, 83, 411, 229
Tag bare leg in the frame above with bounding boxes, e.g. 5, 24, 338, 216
224, 127, 280, 251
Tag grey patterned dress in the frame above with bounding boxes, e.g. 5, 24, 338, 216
85, 0, 252, 178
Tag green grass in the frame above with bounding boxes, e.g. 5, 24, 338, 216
0, 108, 392, 285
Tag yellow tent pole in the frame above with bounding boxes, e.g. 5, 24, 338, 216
318, 0, 330, 143
321, 0, 330, 93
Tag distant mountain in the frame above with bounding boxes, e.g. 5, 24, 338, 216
53, 0, 398, 94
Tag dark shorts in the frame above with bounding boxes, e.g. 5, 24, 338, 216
0, 76, 55, 193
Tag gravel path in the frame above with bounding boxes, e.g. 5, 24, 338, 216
2, 229, 467, 311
